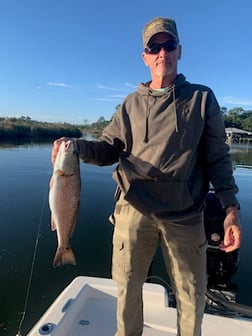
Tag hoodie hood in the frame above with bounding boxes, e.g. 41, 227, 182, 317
137, 74, 187, 142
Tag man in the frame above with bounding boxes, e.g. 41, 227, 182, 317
52, 17, 241, 336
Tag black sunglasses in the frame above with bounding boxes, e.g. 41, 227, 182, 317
144, 40, 178, 54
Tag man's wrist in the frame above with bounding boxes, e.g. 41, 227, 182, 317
224, 203, 240, 211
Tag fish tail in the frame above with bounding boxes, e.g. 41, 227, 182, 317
53, 246, 76, 267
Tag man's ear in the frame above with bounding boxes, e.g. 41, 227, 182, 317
142, 52, 149, 66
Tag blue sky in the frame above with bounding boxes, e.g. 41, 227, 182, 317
0, 0, 251, 124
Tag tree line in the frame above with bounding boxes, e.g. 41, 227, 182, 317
221, 107, 252, 131
82, 107, 252, 133
0, 116, 82, 140
1, 107, 252, 140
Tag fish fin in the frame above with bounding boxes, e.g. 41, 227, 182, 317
51, 218, 56, 231
49, 176, 54, 189
53, 246, 76, 267
54, 169, 64, 176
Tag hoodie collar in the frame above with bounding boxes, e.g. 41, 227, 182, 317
140, 74, 186, 143
139, 73, 186, 95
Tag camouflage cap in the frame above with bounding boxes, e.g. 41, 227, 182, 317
142, 17, 179, 48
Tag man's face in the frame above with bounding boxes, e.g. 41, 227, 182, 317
142, 32, 181, 79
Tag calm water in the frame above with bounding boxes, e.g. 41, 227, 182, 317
0, 141, 252, 335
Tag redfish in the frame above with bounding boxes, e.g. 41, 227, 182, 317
49, 140, 81, 267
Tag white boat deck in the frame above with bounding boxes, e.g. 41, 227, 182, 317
27, 276, 252, 336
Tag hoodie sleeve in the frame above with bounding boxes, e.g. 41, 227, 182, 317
201, 90, 239, 207
76, 108, 125, 166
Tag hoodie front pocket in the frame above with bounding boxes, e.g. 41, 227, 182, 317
127, 179, 194, 216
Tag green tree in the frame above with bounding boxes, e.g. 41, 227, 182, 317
223, 107, 243, 128
241, 115, 252, 132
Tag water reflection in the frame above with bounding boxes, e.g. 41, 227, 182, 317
230, 144, 252, 167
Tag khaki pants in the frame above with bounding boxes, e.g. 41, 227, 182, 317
111, 195, 207, 336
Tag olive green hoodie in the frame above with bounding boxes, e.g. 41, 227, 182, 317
77, 74, 239, 219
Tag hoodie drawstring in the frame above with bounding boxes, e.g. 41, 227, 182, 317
143, 96, 150, 143
172, 85, 179, 133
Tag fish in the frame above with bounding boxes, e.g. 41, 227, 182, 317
49, 140, 81, 267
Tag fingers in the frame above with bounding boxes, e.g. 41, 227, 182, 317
220, 225, 242, 253
219, 208, 242, 253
